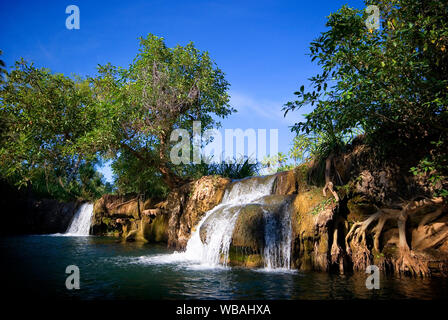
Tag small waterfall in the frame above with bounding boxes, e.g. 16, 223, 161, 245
184, 176, 278, 267
262, 204, 292, 269
65, 203, 93, 236
194, 205, 240, 266
143, 174, 294, 271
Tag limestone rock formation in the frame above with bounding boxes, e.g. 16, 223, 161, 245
91, 193, 169, 242
290, 187, 337, 272
273, 170, 298, 195
166, 175, 231, 249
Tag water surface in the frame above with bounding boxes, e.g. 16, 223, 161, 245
1, 235, 447, 300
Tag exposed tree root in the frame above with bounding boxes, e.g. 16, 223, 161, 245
345, 211, 381, 270
345, 196, 446, 276
394, 248, 430, 276
318, 152, 446, 276
330, 216, 346, 274
322, 154, 340, 202
323, 181, 339, 202
330, 227, 342, 263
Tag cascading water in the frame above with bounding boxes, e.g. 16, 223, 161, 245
141, 174, 293, 271
262, 204, 292, 269
184, 175, 290, 268
65, 203, 93, 236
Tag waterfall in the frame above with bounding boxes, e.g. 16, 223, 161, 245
262, 204, 292, 269
184, 175, 281, 267
65, 203, 93, 236
143, 174, 293, 271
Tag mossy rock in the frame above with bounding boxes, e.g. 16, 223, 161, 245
295, 163, 314, 192
290, 189, 333, 271
292, 187, 328, 235
227, 246, 264, 268
142, 214, 169, 243
231, 195, 293, 252
231, 204, 265, 252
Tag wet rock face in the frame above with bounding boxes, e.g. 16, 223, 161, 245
143, 214, 169, 242
231, 195, 295, 253
230, 204, 265, 253
91, 194, 150, 236
290, 188, 335, 272
274, 170, 298, 195
227, 247, 264, 268
93, 194, 150, 220
166, 175, 231, 249
90, 193, 169, 242
119, 214, 169, 243
199, 194, 295, 264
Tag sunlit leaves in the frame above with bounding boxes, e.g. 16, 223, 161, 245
0, 59, 106, 200
283, 0, 448, 147
89, 34, 234, 188
283, 0, 448, 195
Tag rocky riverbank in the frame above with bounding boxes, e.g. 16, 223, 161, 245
4, 142, 447, 277
89, 141, 448, 277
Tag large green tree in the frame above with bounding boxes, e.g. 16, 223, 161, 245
86, 34, 234, 188
1, 35, 233, 199
0, 59, 108, 200
284, 0, 448, 193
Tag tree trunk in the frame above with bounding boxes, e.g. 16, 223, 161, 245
158, 133, 188, 189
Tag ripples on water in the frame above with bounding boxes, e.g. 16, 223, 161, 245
0, 235, 447, 300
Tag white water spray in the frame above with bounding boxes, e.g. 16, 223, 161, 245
65, 203, 93, 236
262, 205, 292, 269
140, 175, 293, 271
183, 176, 277, 267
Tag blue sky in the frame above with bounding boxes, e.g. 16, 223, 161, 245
0, 0, 364, 182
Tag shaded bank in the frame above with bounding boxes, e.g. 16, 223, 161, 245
0, 180, 81, 235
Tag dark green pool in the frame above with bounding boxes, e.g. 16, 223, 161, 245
1, 235, 446, 300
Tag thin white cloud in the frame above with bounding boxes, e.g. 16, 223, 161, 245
229, 91, 297, 126
37, 42, 55, 62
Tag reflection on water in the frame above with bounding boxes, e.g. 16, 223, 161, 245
0, 235, 447, 300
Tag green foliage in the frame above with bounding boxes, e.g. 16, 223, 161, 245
311, 197, 337, 215
0, 59, 108, 201
206, 157, 260, 179
284, 0, 448, 194
0, 50, 6, 83
88, 34, 234, 188
289, 129, 361, 165
1, 35, 234, 201
111, 149, 168, 199
410, 140, 448, 197
285, 1, 448, 139
261, 152, 289, 174
30, 161, 113, 201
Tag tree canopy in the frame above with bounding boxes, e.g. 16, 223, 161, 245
86, 34, 234, 189
0, 34, 234, 199
284, 0, 448, 195
0, 59, 109, 200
